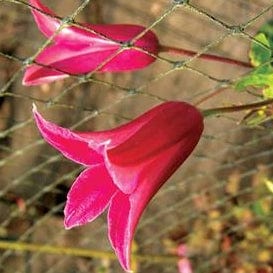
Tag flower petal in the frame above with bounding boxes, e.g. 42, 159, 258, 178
23, 43, 117, 85
79, 102, 182, 147
107, 192, 132, 272
105, 102, 203, 193
23, 41, 156, 85
65, 165, 117, 229
29, 0, 118, 46
29, 0, 95, 45
29, 0, 158, 52
87, 23, 158, 52
29, 0, 60, 39
26, 0, 159, 85
33, 105, 104, 165
108, 136, 202, 271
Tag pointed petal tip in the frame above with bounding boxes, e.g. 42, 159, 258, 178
22, 72, 36, 86
63, 208, 79, 229
117, 258, 132, 273
28, 0, 61, 39
64, 223, 73, 230
22, 72, 32, 86
122, 263, 134, 273
22, 78, 40, 86
23, 64, 69, 86
22, 79, 30, 86
22, 68, 38, 87
64, 210, 82, 230
108, 193, 135, 272
32, 103, 37, 112
32, 103, 44, 126
63, 208, 100, 230
64, 218, 77, 230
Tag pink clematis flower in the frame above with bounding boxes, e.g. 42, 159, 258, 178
32, 101, 203, 271
23, 0, 159, 85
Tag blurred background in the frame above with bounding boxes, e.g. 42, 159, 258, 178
0, 0, 272, 272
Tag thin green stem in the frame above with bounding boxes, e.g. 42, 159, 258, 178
159, 44, 252, 68
202, 98, 273, 117
0, 240, 178, 265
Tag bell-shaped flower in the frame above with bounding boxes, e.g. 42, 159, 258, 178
32, 101, 203, 271
23, 0, 159, 85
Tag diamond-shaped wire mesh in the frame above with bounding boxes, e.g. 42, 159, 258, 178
0, 0, 273, 272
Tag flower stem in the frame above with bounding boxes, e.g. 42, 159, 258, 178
202, 98, 273, 117
194, 87, 228, 106
159, 44, 252, 68
0, 240, 178, 265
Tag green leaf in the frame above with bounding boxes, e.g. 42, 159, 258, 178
249, 33, 271, 67
258, 19, 273, 48
235, 20, 273, 98
235, 70, 273, 91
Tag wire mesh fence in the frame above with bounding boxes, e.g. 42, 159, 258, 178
0, 0, 273, 272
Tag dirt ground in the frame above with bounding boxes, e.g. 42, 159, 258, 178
0, 0, 273, 273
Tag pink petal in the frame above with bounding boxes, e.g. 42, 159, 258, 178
29, 0, 97, 45
64, 165, 117, 229
29, 0, 60, 39
23, 42, 156, 85
80, 102, 186, 147
25, 0, 159, 85
33, 105, 104, 165
107, 192, 132, 272
28, 0, 118, 47
106, 103, 203, 270
29, 0, 158, 51
29, 0, 116, 48
23, 44, 117, 85
106, 102, 203, 193
89, 24, 159, 55
107, 138, 202, 271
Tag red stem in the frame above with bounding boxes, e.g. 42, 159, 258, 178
159, 44, 252, 68
194, 87, 228, 106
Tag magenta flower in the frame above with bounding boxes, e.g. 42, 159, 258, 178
32, 101, 203, 271
22, 0, 159, 86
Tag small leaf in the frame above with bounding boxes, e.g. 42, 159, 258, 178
235, 70, 273, 91
235, 20, 273, 99
258, 19, 273, 48
249, 33, 271, 67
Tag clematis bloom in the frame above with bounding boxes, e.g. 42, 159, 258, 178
32, 101, 203, 271
23, 0, 159, 85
